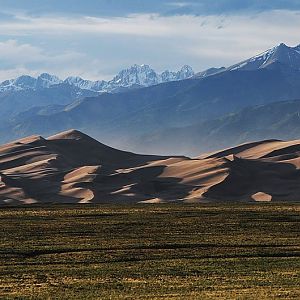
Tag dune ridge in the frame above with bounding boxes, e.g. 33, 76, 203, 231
0, 130, 300, 204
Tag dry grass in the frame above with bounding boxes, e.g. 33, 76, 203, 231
0, 203, 299, 299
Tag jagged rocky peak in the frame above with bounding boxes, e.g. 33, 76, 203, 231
0, 64, 195, 93
160, 70, 178, 82
111, 64, 159, 87
38, 73, 61, 82
108, 64, 194, 88
0, 73, 61, 92
64, 76, 106, 92
36, 73, 62, 88
65, 76, 94, 90
178, 65, 195, 79
13, 75, 36, 89
160, 65, 194, 82
64, 76, 84, 85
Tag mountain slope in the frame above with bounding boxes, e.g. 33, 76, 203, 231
228, 43, 300, 71
0, 84, 98, 120
0, 64, 194, 120
1, 130, 300, 204
2, 43, 300, 153
5, 65, 300, 146
131, 99, 300, 156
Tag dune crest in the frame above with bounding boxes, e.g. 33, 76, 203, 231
0, 130, 300, 204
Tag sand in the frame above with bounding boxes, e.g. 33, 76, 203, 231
0, 130, 300, 204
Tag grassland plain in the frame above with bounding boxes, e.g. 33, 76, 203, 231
0, 203, 299, 299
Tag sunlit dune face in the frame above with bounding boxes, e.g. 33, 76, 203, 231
251, 192, 272, 202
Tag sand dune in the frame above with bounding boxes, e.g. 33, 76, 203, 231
0, 130, 300, 204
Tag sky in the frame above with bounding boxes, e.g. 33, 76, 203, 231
0, 0, 299, 81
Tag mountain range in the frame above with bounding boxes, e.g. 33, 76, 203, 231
1, 42, 300, 155
0, 64, 194, 93
0, 64, 194, 121
1, 129, 300, 204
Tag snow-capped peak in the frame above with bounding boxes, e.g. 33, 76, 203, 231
0, 73, 62, 92
37, 73, 62, 88
64, 76, 91, 88
110, 64, 159, 87
64, 76, 106, 92
106, 64, 194, 90
0, 65, 195, 93
228, 43, 300, 71
177, 65, 195, 80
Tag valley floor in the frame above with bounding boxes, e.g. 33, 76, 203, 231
0, 203, 299, 299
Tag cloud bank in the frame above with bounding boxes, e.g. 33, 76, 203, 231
0, 8, 299, 81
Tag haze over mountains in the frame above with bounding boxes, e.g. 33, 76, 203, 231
1, 43, 300, 156
1, 129, 300, 204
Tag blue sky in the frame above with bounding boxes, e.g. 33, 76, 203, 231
0, 0, 299, 80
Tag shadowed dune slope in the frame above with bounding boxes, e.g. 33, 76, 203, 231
0, 130, 300, 204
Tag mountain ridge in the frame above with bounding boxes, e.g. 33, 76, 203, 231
2, 42, 299, 94
1, 42, 300, 155
129, 99, 300, 156
228, 43, 300, 72
0, 64, 195, 93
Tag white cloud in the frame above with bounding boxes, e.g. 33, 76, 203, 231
0, 40, 97, 81
167, 2, 192, 8
1, 10, 299, 43
0, 13, 173, 37
0, 10, 299, 80
0, 40, 84, 66
0, 40, 43, 63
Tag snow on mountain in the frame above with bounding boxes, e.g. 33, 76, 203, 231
107, 64, 195, 90
177, 65, 195, 80
1, 43, 300, 94
64, 76, 106, 92
0, 73, 62, 92
0, 65, 195, 93
108, 64, 159, 89
36, 73, 62, 88
228, 43, 300, 71
160, 65, 194, 82
160, 70, 178, 82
